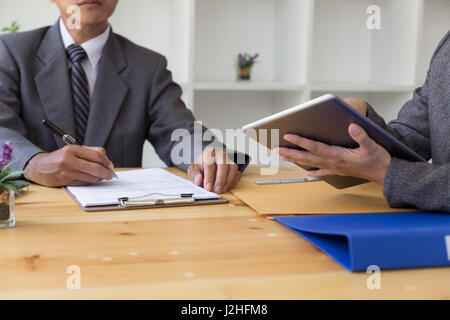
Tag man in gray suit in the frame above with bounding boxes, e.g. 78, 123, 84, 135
0, 0, 245, 194
276, 31, 450, 212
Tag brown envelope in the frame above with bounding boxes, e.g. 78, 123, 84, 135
231, 166, 416, 217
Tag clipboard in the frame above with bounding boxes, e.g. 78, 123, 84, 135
65, 188, 229, 212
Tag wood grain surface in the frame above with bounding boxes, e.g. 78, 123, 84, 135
0, 168, 447, 300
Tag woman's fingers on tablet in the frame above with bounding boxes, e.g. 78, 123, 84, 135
306, 169, 335, 178
283, 134, 334, 157
277, 148, 328, 169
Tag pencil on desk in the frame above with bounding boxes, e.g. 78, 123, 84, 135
255, 178, 320, 185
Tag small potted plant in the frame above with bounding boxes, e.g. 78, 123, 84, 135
0, 141, 30, 228
2, 21, 20, 33
237, 53, 259, 81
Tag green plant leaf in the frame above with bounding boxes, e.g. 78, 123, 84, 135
3, 184, 19, 195
12, 21, 20, 32
0, 168, 11, 180
3, 181, 29, 195
0, 170, 24, 184
11, 180, 30, 188
2, 21, 20, 33
1, 159, 18, 172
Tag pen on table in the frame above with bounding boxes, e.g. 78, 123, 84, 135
255, 177, 320, 185
42, 119, 119, 180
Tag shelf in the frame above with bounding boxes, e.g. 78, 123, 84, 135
311, 82, 416, 93
193, 82, 306, 92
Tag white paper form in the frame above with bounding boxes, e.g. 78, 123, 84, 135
67, 168, 220, 207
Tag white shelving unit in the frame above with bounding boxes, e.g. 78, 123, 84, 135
1, 0, 449, 167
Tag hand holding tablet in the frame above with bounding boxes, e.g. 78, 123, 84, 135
242, 94, 426, 189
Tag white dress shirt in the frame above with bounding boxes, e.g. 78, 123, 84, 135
59, 18, 111, 101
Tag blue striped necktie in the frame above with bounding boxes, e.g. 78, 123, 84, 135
66, 44, 90, 144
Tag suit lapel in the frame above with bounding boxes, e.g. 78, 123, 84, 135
84, 33, 128, 147
34, 22, 75, 149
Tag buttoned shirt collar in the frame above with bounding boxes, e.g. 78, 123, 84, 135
59, 18, 111, 69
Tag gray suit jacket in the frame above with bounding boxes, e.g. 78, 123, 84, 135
0, 22, 212, 172
367, 30, 450, 212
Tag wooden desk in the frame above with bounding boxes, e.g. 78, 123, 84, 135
0, 168, 449, 299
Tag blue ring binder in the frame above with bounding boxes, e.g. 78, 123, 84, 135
275, 212, 450, 272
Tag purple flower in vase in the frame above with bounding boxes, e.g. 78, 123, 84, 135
238, 53, 245, 64
237, 53, 260, 69
0, 140, 29, 196
0, 141, 13, 171
250, 54, 259, 62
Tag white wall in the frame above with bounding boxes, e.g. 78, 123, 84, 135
418, 0, 450, 84
0, 1, 58, 30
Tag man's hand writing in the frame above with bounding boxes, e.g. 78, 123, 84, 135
24, 145, 115, 187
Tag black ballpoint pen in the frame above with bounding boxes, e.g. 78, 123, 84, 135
42, 119, 119, 179
43, 119, 82, 145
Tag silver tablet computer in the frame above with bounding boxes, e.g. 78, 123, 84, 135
242, 94, 426, 189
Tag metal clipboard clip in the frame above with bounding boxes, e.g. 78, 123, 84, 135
118, 193, 195, 208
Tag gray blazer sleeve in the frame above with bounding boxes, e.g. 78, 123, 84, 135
0, 38, 43, 171
365, 40, 449, 212
366, 80, 432, 161
146, 55, 217, 171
